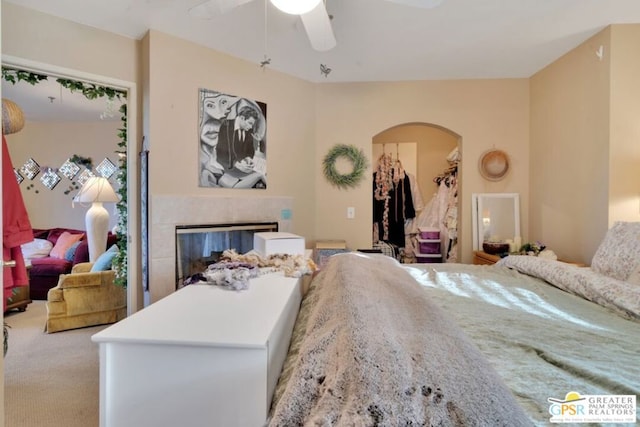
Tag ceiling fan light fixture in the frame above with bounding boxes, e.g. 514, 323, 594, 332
270, 0, 321, 15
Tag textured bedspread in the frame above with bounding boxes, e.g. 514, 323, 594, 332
407, 262, 640, 426
268, 253, 531, 426
497, 255, 640, 321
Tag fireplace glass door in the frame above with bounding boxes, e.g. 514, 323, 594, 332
175, 222, 278, 289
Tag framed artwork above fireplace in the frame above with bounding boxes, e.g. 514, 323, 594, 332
198, 88, 267, 189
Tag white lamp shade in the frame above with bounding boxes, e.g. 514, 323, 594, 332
270, 0, 321, 15
74, 177, 119, 204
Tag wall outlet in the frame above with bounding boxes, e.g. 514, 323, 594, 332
347, 207, 355, 219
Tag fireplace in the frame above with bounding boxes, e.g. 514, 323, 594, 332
149, 194, 293, 304
175, 221, 278, 289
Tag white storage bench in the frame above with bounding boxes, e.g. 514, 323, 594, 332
92, 272, 303, 427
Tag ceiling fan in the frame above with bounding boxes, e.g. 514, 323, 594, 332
188, 0, 443, 52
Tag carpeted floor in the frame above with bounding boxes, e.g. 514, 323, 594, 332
4, 301, 107, 427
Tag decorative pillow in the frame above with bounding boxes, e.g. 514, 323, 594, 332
73, 240, 90, 265
90, 244, 119, 272
591, 221, 640, 282
49, 232, 85, 259
21, 238, 54, 259
64, 241, 82, 262
46, 228, 84, 246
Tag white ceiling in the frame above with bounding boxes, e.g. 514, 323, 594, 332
3, 0, 640, 120
6, 0, 640, 83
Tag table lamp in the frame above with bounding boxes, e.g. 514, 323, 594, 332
73, 176, 119, 262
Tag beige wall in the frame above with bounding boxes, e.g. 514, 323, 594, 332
1, 3, 138, 84
6, 120, 121, 230
530, 25, 640, 264
609, 25, 640, 224
142, 31, 529, 277
315, 80, 530, 262
145, 30, 317, 243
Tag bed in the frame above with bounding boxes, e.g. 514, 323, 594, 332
267, 221, 640, 426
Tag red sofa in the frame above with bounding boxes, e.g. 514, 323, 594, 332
28, 228, 117, 300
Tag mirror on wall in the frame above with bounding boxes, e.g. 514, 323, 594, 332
471, 193, 520, 250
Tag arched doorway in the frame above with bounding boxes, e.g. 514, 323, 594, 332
372, 122, 461, 263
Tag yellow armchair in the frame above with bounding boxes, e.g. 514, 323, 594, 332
45, 262, 126, 333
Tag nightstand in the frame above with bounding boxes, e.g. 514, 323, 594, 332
473, 251, 503, 265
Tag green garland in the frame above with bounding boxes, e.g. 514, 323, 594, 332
112, 103, 128, 287
1, 69, 48, 85
322, 144, 368, 189
2, 67, 129, 287
57, 78, 125, 101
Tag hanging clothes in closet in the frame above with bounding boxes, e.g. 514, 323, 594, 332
416, 147, 459, 262
373, 151, 416, 250
403, 172, 424, 261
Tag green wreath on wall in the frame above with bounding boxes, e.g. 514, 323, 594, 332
322, 144, 368, 189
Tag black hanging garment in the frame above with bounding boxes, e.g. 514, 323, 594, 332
373, 172, 415, 248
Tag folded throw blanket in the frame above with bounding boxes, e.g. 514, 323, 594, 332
268, 253, 530, 426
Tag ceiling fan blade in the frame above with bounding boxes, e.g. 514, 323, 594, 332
384, 0, 443, 8
189, 0, 255, 18
300, 1, 336, 52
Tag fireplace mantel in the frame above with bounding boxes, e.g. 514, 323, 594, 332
149, 195, 293, 303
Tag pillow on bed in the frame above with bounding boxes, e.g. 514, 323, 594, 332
591, 221, 640, 282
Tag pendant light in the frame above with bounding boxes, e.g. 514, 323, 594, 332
270, 0, 321, 15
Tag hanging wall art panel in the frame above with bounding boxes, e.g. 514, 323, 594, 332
59, 159, 81, 180
20, 158, 40, 180
40, 169, 61, 190
198, 88, 267, 189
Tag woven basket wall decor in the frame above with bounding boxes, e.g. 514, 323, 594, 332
2, 98, 25, 135
478, 149, 510, 181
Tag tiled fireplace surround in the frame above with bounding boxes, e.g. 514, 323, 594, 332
149, 195, 293, 303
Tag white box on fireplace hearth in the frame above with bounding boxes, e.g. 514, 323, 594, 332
254, 232, 305, 257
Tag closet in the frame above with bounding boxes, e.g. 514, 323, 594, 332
371, 124, 459, 263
